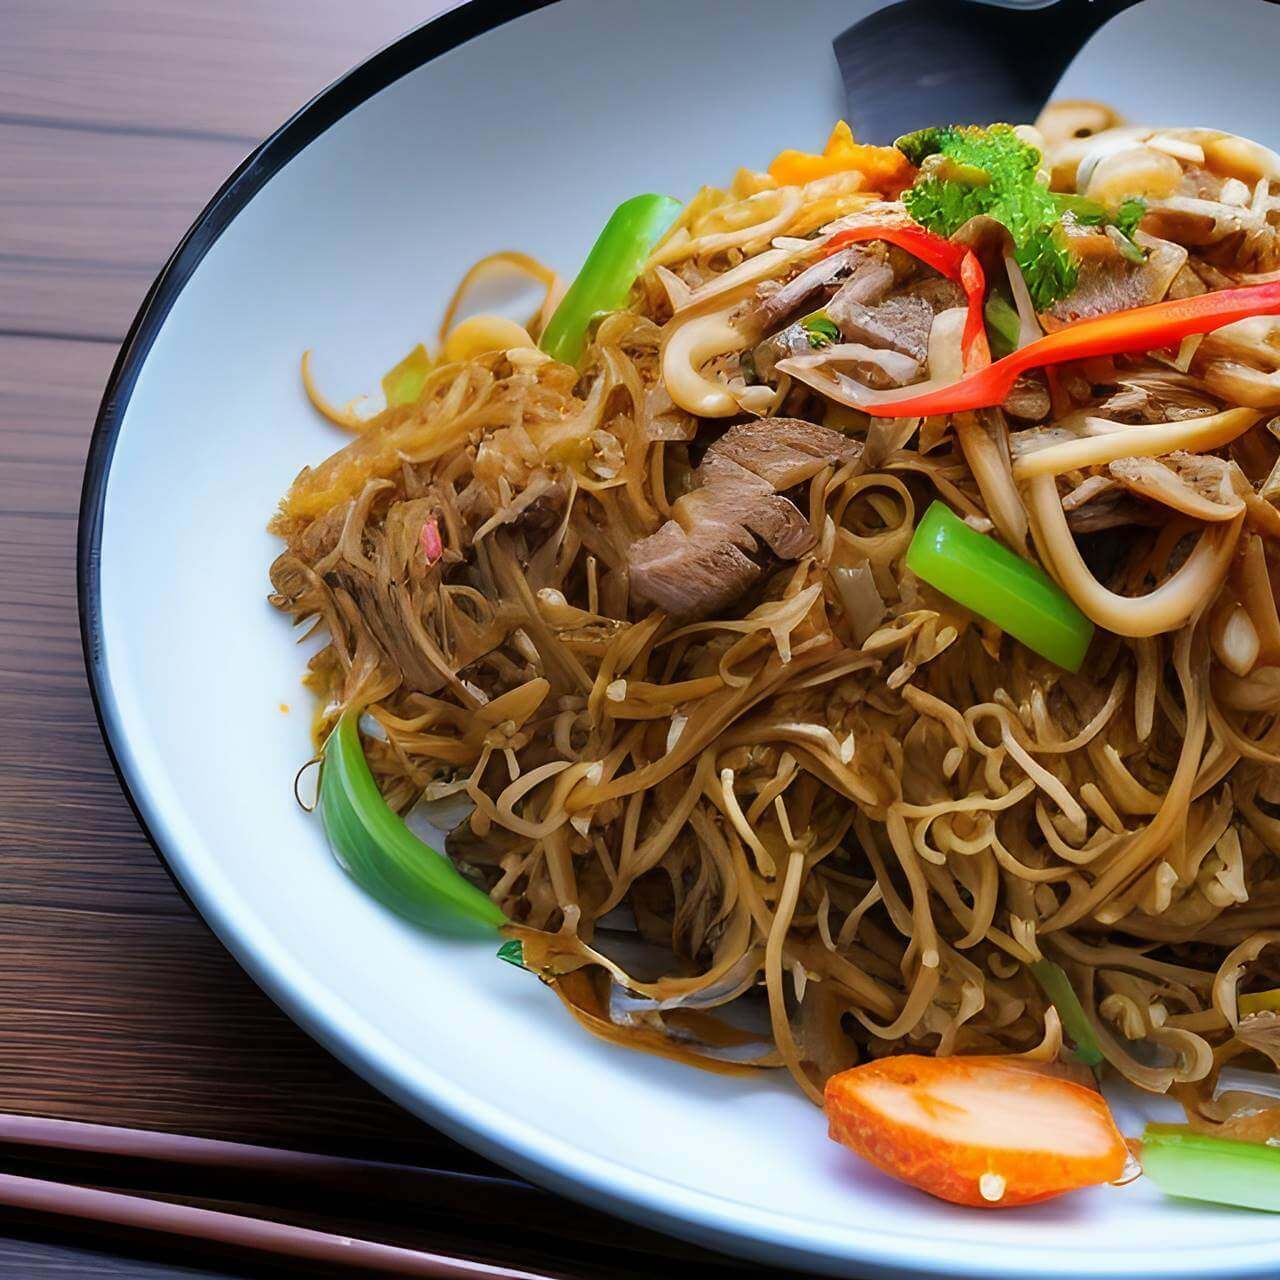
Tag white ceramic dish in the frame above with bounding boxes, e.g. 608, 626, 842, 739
80, 1, 1280, 1275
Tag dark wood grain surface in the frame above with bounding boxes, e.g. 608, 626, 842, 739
0, 4, 801, 1276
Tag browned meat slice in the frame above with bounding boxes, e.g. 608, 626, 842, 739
825, 253, 896, 311
708, 418, 863, 489
628, 521, 760, 619
826, 292, 935, 364
1002, 376, 1051, 422
900, 277, 966, 311
693, 453, 812, 557
675, 460, 768, 551
1047, 234, 1187, 325
752, 321, 812, 383
742, 493, 814, 558
628, 419, 861, 617
758, 245, 894, 326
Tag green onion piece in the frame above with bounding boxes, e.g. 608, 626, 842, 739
381, 343, 432, 407
1141, 1124, 1280, 1212
1030, 958, 1104, 1068
496, 939, 526, 969
540, 194, 683, 366
984, 291, 1021, 360
800, 309, 841, 348
906, 501, 1095, 672
1240, 988, 1280, 1016
318, 712, 506, 934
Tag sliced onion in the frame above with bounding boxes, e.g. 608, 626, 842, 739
1215, 1065, 1280, 1102
662, 301, 755, 417
1012, 407, 1263, 480
777, 348, 943, 410
609, 948, 763, 1014
671, 247, 795, 315
1004, 254, 1043, 348
832, 562, 886, 645
926, 307, 967, 383
1028, 475, 1242, 636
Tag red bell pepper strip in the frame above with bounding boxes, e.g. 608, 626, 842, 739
823, 224, 991, 372
853, 281, 1280, 419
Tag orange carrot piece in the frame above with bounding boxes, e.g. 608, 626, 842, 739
769, 121, 914, 195
825, 1054, 1128, 1208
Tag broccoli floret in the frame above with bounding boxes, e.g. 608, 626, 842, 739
897, 124, 1078, 310
896, 125, 1154, 310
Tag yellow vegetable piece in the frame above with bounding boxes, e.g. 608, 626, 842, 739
768, 121, 915, 194
443, 314, 534, 364
381, 343, 432, 408
1239, 988, 1280, 1017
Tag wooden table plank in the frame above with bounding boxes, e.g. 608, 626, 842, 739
0, 0, 433, 140
0, 124, 250, 340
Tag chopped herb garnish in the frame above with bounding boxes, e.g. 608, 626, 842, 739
801, 310, 841, 348
496, 938, 526, 969
1114, 196, 1147, 239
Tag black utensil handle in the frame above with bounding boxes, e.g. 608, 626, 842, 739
954, 0, 1144, 108
833, 0, 1147, 142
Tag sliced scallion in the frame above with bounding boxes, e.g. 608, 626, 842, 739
1030, 958, 1104, 1068
318, 711, 505, 935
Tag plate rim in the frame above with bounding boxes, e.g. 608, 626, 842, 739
73, 4, 1280, 1276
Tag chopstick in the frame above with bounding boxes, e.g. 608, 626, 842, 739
0, 1112, 559, 1278
0, 1171, 556, 1278
0, 1111, 538, 1204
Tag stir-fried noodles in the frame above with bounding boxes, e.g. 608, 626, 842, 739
269, 104, 1280, 1129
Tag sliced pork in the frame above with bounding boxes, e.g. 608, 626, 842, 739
757, 245, 894, 327
628, 419, 861, 618
826, 292, 934, 364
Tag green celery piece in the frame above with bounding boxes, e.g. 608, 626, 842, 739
906, 501, 1094, 672
1142, 1125, 1280, 1212
1030, 959, 1104, 1067
540, 194, 683, 366
381, 343, 432, 407
984, 291, 1021, 360
319, 712, 505, 935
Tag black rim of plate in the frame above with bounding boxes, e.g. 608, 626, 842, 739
74, 3, 559, 1102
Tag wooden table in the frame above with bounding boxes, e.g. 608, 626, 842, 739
0, 4, 810, 1275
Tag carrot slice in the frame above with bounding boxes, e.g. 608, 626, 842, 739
825, 1055, 1128, 1207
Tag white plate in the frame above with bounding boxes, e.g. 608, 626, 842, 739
80, 1, 1280, 1275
